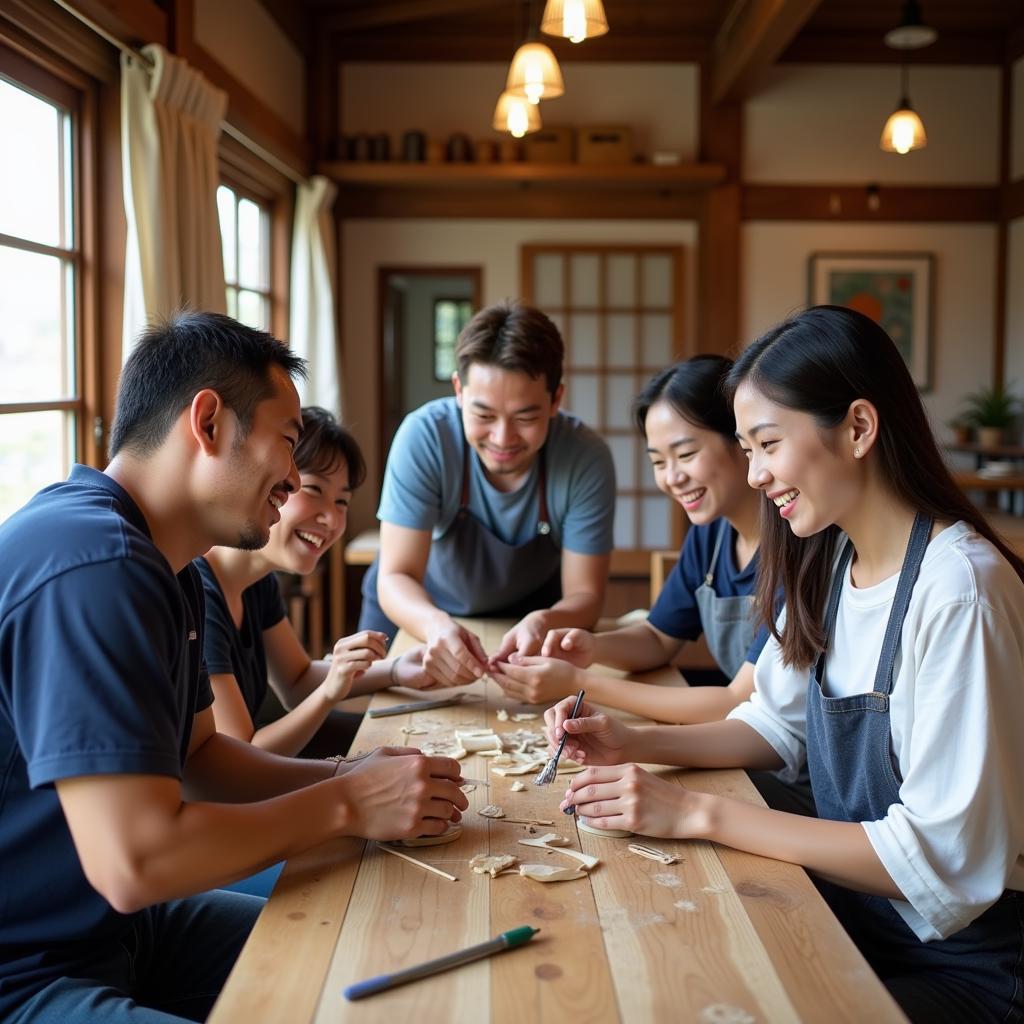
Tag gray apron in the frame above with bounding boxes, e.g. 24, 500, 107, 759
808, 515, 1024, 1021
694, 519, 757, 679
359, 445, 561, 641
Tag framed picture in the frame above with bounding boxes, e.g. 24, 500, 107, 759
807, 251, 935, 391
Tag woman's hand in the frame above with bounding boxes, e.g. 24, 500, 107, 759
540, 627, 596, 668
562, 764, 701, 839
322, 630, 388, 701
389, 645, 437, 691
544, 695, 636, 766
490, 655, 580, 705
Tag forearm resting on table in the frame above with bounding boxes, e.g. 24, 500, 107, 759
630, 719, 785, 770
698, 795, 902, 899
591, 621, 681, 672
583, 667, 751, 725
57, 773, 353, 914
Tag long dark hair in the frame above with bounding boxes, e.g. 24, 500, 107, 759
726, 305, 1024, 669
633, 355, 736, 439
293, 406, 366, 490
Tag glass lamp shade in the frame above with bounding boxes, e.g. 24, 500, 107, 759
880, 101, 927, 154
506, 41, 564, 104
540, 0, 609, 44
492, 91, 542, 138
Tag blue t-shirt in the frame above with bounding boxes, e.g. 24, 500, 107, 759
648, 518, 769, 667
196, 558, 287, 719
377, 397, 615, 554
0, 465, 212, 1007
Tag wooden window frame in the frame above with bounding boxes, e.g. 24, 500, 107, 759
522, 243, 687, 573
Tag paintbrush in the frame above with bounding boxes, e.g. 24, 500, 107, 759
533, 689, 585, 786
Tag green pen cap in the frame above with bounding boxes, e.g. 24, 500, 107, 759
502, 926, 539, 947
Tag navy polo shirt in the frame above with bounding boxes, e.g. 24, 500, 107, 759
648, 518, 769, 667
0, 465, 212, 1007
195, 558, 286, 719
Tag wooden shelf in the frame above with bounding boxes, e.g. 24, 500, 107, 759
319, 161, 727, 190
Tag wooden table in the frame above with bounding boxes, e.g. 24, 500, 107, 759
210, 621, 906, 1024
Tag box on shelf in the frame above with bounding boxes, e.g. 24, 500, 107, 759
524, 125, 574, 163
578, 125, 634, 164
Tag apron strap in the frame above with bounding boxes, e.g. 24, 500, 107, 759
871, 511, 933, 696
704, 519, 728, 587
459, 441, 551, 536
814, 538, 855, 684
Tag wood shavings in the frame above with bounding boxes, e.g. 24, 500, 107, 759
490, 762, 544, 777
496, 709, 509, 721
469, 853, 517, 878
392, 823, 463, 848
454, 729, 501, 752
519, 863, 588, 882
399, 726, 427, 735
627, 843, 679, 865
578, 820, 633, 838
421, 740, 467, 760
555, 759, 584, 774
477, 748, 503, 757
519, 833, 599, 869
460, 783, 477, 794
510, 780, 526, 792
478, 804, 505, 818
511, 712, 538, 721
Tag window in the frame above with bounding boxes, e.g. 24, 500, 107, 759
522, 245, 685, 558
217, 183, 271, 330
433, 297, 473, 380
0, 68, 81, 524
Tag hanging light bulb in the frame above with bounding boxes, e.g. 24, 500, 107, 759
492, 91, 542, 138
506, 40, 564, 104
880, 64, 927, 155
540, 0, 609, 44
883, 0, 937, 50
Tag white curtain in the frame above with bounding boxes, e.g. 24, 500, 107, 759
121, 44, 228, 360
289, 175, 341, 413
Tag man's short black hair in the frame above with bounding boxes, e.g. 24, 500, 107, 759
109, 311, 307, 458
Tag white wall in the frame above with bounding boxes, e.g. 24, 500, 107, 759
194, 0, 305, 132
1012, 58, 1024, 182
342, 218, 698, 529
340, 63, 699, 160
742, 222, 998, 436
745, 65, 1000, 184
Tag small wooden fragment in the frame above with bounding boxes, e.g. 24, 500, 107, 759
627, 842, 680, 865
376, 842, 458, 882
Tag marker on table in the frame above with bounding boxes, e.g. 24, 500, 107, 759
343, 926, 540, 1001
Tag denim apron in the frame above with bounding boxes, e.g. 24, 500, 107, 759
807, 513, 1024, 1023
359, 445, 562, 640
694, 519, 756, 680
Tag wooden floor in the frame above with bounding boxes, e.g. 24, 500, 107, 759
209, 621, 906, 1024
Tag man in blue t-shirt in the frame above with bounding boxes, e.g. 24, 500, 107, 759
0, 313, 467, 1024
359, 299, 615, 687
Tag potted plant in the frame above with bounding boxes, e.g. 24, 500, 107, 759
961, 384, 1020, 449
946, 416, 972, 446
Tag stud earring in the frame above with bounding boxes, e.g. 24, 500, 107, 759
854, 447, 862, 458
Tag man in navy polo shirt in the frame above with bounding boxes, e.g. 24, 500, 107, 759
0, 312, 467, 1024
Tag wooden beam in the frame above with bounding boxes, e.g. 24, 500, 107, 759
58, 0, 167, 50
1006, 179, 1024, 221
256, 0, 307, 53
1008, 22, 1024, 63
321, 0, 504, 33
711, 0, 823, 103
742, 185, 1000, 222
782, 31, 1003, 66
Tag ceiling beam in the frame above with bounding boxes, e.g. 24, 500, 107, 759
711, 0, 824, 103
321, 0, 505, 34
782, 31, 1002, 66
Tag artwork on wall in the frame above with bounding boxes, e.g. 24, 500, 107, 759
807, 251, 935, 391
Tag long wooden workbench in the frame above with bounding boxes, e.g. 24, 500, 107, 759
209, 620, 905, 1023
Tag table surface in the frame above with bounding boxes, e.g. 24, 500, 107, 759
209, 621, 906, 1024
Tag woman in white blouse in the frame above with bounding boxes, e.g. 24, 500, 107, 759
546, 306, 1024, 1022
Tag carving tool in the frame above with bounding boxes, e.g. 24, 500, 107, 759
367, 693, 470, 718
533, 689, 585, 786
343, 926, 540, 1000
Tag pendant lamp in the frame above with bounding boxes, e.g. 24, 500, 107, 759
879, 64, 927, 155
506, 40, 564, 104
492, 91, 542, 138
540, 0, 609, 44
883, 0, 937, 50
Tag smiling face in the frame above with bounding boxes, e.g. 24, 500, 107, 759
643, 399, 750, 526
733, 381, 862, 538
453, 363, 562, 489
262, 460, 351, 575
219, 365, 303, 550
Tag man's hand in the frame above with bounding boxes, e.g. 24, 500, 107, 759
337, 747, 468, 840
561, 764, 697, 839
540, 627, 596, 668
322, 630, 389, 701
423, 620, 488, 686
490, 611, 549, 665
543, 695, 635, 766
490, 655, 580, 705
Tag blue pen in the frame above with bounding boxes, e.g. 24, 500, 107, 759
344, 925, 540, 1000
